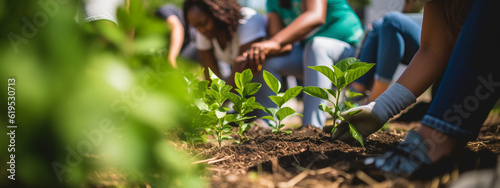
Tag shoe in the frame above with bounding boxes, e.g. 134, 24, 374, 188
364, 130, 432, 177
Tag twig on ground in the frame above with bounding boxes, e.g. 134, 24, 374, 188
356, 171, 378, 185
193, 155, 232, 164
278, 167, 340, 188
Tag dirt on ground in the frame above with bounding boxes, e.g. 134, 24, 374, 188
193, 121, 500, 188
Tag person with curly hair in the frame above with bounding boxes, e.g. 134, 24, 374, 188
183, 0, 303, 125
183, 0, 297, 85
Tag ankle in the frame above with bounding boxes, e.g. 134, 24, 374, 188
417, 125, 457, 162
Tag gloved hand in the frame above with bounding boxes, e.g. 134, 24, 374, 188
331, 102, 384, 140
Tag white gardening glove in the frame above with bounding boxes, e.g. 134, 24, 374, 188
331, 83, 417, 141
331, 102, 383, 140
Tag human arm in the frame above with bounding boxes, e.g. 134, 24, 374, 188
396, 0, 455, 97
246, 0, 326, 70
332, 0, 458, 140
199, 49, 222, 80
244, 12, 293, 71
166, 15, 185, 68
227, 37, 265, 87
268, 0, 326, 47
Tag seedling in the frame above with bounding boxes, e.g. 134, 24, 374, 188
226, 69, 263, 143
182, 69, 210, 145
302, 58, 374, 147
196, 69, 238, 147
261, 71, 302, 134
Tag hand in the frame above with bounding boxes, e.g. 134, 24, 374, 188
331, 102, 384, 141
244, 40, 281, 73
168, 56, 178, 69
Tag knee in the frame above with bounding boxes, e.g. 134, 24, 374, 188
382, 11, 405, 28
307, 37, 336, 51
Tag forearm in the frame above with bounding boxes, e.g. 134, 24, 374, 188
168, 28, 184, 64
199, 52, 222, 80
396, 48, 450, 97
270, 12, 324, 46
270, 0, 326, 47
166, 16, 185, 67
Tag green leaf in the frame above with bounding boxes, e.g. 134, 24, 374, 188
264, 107, 278, 116
236, 116, 255, 121
344, 101, 358, 110
284, 130, 292, 134
208, 68, 220, 81
331, 125, 337, 134
241, 69, 253, 86
243, 83, 262, 97
283, 86, 302, 102
235, 88, 244, 97
223, 113, 236, 123
226, 92, 241, 105
248, 101, 263, 110
241, 123, 251, 132
309, 66, 336, 85
344, 63, 374, 86
198, 80, 209, 93
206, 90, 221, 104
303, 86, 329, 100
263, 70, 281, 94
336, 57, 359, 72
222, 125, 233, 132
279, 124, 285, 129
345, 109, 362, 116
221, 135, 234, 140
276, 107, 297, 121
222, 85, 232, 93
349, 123, 365, 148
318, 103, 331, 113
347, 62, 367, 70
326, 89, 337, 99
287, 86, 305, 99
215, 108, 227, 119
235, 71, 243, 90
348, 90, 364, 98
194, 68, 206, 79
261, 116, 275, 121
331, 65, 345, 88
269, 95, 285, 107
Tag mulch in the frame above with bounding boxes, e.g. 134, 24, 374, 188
192, 123, 500, 188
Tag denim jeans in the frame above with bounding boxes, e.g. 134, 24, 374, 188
421, 0, 500, 140
253, 37, 356, 128
356, 11, 421, 86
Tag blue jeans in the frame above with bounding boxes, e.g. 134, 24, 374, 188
253, 37, 356, 128
356, 12, 421, 86
421, 0, 500, 140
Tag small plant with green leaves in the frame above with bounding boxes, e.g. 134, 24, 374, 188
261, 71, 303, 134
302, 58, 374, 147
182, 69, 211, 145
196, 69, 239, 147
225, 69, 263, 142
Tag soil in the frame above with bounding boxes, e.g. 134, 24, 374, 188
195, 122, 500, 188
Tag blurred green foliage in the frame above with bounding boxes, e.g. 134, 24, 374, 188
0, 0, 205, 187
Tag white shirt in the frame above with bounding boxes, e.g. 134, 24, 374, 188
196, 7, 267, 65
83, 0, 125, 24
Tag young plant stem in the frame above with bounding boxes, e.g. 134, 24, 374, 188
335, 88, 342, 122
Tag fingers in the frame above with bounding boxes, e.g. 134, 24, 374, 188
331, 122, 350, 140
248, 46, 266, 73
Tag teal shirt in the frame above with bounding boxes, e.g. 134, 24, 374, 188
267, 0, 363, 46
